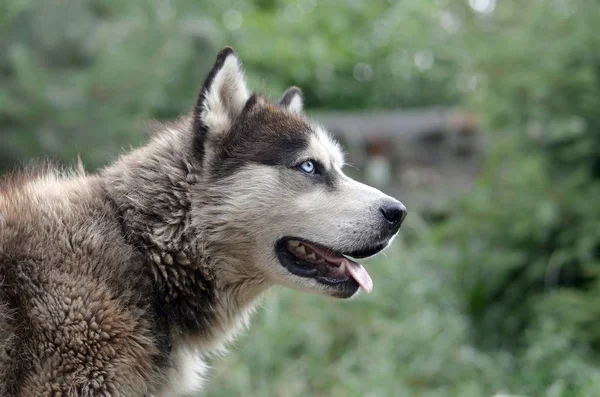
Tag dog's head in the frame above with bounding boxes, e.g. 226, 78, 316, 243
191, 47, 406, 298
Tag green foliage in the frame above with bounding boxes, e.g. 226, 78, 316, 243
0, 0, 219, 169
0, 0, 464, 171
217, 0, 463, 110
438, 1, 600, 395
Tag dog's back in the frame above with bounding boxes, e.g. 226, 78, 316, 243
0, 168, 164, 395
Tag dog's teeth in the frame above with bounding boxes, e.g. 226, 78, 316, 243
307, 253, 317, 261
339, 262, 346, 273
296, 246, 306, 255
288, 240, 300, 248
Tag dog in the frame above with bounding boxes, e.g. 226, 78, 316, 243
0, 47, 407, 396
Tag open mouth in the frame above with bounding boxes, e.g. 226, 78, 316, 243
276, 237, 385, 298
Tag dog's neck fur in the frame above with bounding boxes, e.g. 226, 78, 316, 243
102, 120, 267, 351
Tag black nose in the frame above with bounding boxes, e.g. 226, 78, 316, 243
380, 202, 407, 228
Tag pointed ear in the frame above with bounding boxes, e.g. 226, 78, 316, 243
278, 86, 303, 113
193, 47, 250, 146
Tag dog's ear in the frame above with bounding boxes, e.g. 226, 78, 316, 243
278, 86, 303, 113
193, 47, 250, 155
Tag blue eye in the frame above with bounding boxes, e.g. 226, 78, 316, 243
299, 160, 315, 174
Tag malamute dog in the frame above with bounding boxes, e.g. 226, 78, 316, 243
0, 47, 406, 396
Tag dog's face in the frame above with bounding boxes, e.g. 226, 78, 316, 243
192, 48, 406, 298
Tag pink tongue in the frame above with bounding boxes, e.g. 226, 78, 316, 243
342, 258, 373, 294
302, 242, 373, 293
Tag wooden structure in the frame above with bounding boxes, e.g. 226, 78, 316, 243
313, 108, 484, 207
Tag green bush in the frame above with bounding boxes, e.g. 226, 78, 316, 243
205, 240, 510, 397
0, 0, 224, 170
440, 1, 600, 394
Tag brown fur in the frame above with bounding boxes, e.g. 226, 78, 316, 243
0, 112, 269, 395
0, 168, 162, 395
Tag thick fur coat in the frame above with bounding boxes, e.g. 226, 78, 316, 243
0, 47, 406, 396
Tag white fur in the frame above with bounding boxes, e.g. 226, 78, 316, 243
200, 54, 250, 136
196, 141, 395, 298
287, 93, 303, 113
152, 346, 208, 397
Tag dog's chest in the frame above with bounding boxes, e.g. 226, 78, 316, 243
151, 346, 208, 397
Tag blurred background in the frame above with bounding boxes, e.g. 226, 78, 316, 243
1, 0, 599, 396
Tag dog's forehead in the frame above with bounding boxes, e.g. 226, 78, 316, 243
210, 101, 344, 180
244, 103, 343, 166
246, 103, 309, 138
